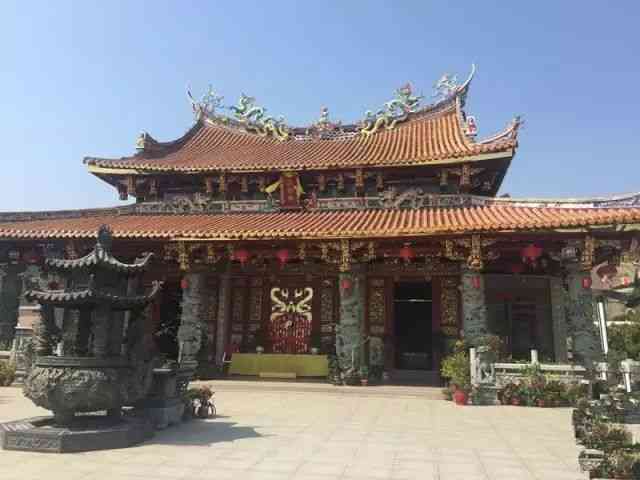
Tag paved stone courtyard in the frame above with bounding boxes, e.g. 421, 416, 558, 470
0, 382, 587, 480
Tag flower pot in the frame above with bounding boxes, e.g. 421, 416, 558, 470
360, 379, 368, 386
511, 398, 520, 406
310, 347, 319, 355
537, 400, 545, 408
256, 346, 264, 354
453, 389, 468, 406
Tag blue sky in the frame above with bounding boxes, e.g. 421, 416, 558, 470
2, 1, 638, 211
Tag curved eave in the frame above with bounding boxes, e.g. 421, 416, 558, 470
24, 281, 163, 308
45, 250, 154, 273
1, 206, 640, 242
87, 147, 515, 177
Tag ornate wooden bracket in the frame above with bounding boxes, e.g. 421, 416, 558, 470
316, 239, 375, 271
444, 235, 499, 271
448, 165, 484, 191
164, 242, 227, 271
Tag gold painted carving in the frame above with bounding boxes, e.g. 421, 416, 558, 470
440, 277, 459, 337
581, 235, 595, 270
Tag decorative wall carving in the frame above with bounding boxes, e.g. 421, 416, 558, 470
440, 277, 459, 338
367, 278, 386, 336
319, 280, 336, 348
269, 287, 313, 353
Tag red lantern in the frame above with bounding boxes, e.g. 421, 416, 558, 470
399, 244, 415, 263
180, 277, 189, 290
521, 243, 543, 264
509, 263, 525, 274
471, 275, 481, 289
275, 248, 290, 267
23, 249, 40, 264
340, 278, 352, 291
582, 276, 592, 289
233, 248, 250, 266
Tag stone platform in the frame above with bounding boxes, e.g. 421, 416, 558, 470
0, 414, 154, 453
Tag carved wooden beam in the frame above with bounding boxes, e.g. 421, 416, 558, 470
581, 235, 595, 271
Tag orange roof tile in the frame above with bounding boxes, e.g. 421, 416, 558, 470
0, 205, 638, 241
84, 105, 517, 173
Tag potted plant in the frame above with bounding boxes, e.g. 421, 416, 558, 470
500, 382, 518, 405
359, 366, 369, 386
440, 343, 471, 406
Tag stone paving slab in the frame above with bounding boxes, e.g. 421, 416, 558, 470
0, 385, 587, 479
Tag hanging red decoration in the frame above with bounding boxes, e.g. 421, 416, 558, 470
582, 276, 592, 289
509, 263, 525, 274
233, 248, 250, 266
521, 243, 543, 264
180, 277, 189, 290
23, 249, 40, 264
275, 248, 290, 266
471, 275, 481, 289
399, 244, 415, 263
340, 278, 352, 291
623, 276, 632, 286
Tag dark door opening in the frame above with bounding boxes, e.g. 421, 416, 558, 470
393, 281, 433, 370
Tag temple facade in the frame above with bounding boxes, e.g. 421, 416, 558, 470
1, 66, 639, 383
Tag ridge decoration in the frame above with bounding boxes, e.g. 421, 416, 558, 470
359, 83, 423, 137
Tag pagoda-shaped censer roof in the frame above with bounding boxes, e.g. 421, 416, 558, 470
24, 225, 162, 309
45, 225, 153, 274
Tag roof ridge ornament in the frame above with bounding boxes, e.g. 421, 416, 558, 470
306, 106, 343, 139
187, 84, 224, 121
228, 93, 290, 141
359, 82, 423, 137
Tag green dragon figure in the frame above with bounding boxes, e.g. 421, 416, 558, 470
360, 83, 422, 137
229, 94, 290, 141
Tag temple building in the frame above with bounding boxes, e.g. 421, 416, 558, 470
1, 66, 639, 383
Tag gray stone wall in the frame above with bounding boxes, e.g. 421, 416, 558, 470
461, 269, 487, 344
565, 267, 602, 367
336, 269, 366, 372
550, 277, 568, 362
0, 264, 21, 348
177, 272, 208, 367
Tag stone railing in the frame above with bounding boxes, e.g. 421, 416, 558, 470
471, 348, 588, 388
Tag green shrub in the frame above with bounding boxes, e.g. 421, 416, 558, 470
440, 345, 470, 392
0, 360, 16, 386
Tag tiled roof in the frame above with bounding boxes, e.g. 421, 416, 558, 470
0, 205, 638, 241
84, 105, 517, 173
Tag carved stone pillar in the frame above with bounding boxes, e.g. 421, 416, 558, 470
336, 266, 366, 372
565, 266, 601, 367
33, 304, 58, 356
92, 305, 111, 358
177, 272, 208, 369
461, 267, 487, 344
549, 277, 568, 362
215, 272, 231, 364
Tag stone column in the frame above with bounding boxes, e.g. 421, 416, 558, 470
336, 266, 366, 373
565, 266, 602, 367
92, 305, 111, 357
215, 272, 231, 364
177, 272, 208, 369
461, 267, 488, 344
549, 277, 568, 362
